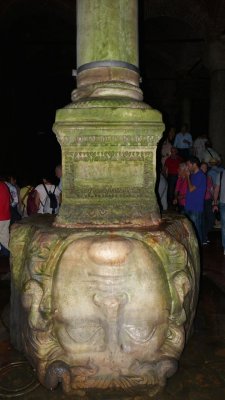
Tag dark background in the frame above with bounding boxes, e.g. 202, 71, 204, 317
0, 0, 224, 184
0, 0, 76, 184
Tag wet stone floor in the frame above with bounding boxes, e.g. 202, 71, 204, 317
1, 229, 225, 399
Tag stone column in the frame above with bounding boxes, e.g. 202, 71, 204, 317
10, 3, 200, 397
53, 0, 164, 227
77, 0, 138, 68
75, 0, 141, 100
207, 40, 225, 161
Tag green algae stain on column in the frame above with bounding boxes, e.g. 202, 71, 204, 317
77, 0, 138, 67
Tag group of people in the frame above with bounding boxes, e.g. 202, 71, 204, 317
0, 165, 62, 257
157, 124, 224, 247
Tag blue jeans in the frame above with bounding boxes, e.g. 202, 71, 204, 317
185, 210, 203, 244
220, 203, 225, 249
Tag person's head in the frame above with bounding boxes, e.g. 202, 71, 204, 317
205, 139, 212, 149
7, 174, 17, 185
181, 124, 189, 133
186, 156, 200, 173
55, 165, 62, 179
42, 175, 54, 185
200, 162, 208, 174
167, 127, 176, 142
178, 162, 187, 177
170, 147, 178, 157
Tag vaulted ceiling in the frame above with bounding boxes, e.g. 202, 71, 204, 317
0, 0, 225, 176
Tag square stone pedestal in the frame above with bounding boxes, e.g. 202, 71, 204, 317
53, 99, 163, 227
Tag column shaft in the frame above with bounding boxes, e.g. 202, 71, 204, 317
77, 0, 138, 68
209, 70, 225, 160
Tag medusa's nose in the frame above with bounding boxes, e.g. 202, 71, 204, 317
94, 293, 128, 353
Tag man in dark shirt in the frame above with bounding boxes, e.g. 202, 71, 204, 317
184, 156, 206, 245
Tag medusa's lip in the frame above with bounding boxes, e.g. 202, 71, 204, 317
88, 271, 131, 279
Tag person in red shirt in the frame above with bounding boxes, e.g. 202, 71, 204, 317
0, 179, 11, 256
163, 147, 183, 208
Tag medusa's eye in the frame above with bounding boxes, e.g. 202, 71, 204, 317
65, 320, 105, 346
123, 324, 156, 344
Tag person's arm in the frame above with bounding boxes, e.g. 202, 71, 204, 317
212, 184, 220, 211
16, 186, 22, 209
162, 163, 168, 177
173, 190, 178, 204
183, 134, 192, 146
173, 134, 179, 148
34, 190, 41, 211
173, 190, 186, 204
185, 171, 196, 192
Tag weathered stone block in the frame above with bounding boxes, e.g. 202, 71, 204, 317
53, 99, 164, 227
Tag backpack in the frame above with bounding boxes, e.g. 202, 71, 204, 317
27, 188, 39, 216
42, 183, 58, 214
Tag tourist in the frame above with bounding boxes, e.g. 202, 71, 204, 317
163, 147, 182, 209
213, 169, 225, 255
202, 140, 221, 166
0, 177, 11, 256
160, 126, 176, 167
184, 156, 206, 245
193, 134, 208, 161
174, 123, 193, 160
156, 127, 175, 212
5, 174, 21, 224
173, 163, 188, 214
35, 176, 61, 215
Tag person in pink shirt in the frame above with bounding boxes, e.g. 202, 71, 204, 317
173, 163, 188, 213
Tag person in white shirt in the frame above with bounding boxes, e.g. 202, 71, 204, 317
35, 177, 61, 214
174, 124, 192, 160
5, 175, 21, 224
202, 140, 221, 165
193, 135, 208, 161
